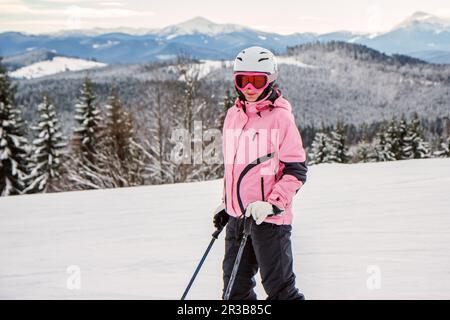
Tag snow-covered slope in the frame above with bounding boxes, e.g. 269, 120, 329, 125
1, 158, 450, 299
277, 56, 318, 68
9, 57, 107, 79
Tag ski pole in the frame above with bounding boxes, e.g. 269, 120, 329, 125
181, 227, 224, 300
223, 216, 253, 300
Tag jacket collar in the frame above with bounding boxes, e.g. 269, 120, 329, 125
236, 88, 281, 117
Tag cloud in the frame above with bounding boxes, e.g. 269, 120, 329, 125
99, 2, 126, 7
0, 0, 32, 14
252, 24, 299, 35
0, 0, 154, 18
41, 0, 126, 5
436, 8, 450, 17
41, 0, 104, 3
297, 16, 327, 22
64, 5, 155, 19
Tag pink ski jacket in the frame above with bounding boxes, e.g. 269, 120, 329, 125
222, 88, 308, 225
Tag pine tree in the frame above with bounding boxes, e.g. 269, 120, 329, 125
68, 76, 105, 189
384, 118, 400, 161
404, 113, 430, 159
26, 95, 66, 193
102, 87, 145, 187
72, 76, 102, 162
373, 124, 392, 162
309, 130, 332, 165
0, 58, 30, 196
433, 136, 450, 158
356, 123, 375, 163
398, 115, 411, 160
328, 121, 349, 163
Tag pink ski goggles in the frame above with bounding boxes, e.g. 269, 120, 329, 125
234, 72, 277, 92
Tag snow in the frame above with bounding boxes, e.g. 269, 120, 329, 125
92, 40, 120, 49
170, 60, 233, 81
1, 158, 450, 299
347, 37, 359, 43
165, 34, 177, 40
9, 57, 107, 80
196, 60, 232, 78
277, 57, 317, 68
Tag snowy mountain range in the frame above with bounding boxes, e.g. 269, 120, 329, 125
1, 12, 450, 66
358, 11, 450, 61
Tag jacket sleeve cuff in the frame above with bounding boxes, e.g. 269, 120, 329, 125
267, 192, 286, 210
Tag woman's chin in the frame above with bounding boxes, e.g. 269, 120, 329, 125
245, 94, 259, 101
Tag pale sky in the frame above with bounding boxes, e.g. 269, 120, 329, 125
1, 0, 450, 34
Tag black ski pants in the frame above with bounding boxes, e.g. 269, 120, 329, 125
222, 216, 305, 300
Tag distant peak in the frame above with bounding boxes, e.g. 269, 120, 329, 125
411, 11, 432, 19
394, 11, 450, 30
160, 16, 247, 37
181, 16, 214, 25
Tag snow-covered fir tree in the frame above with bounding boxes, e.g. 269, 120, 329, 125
373, 124, 393, 162
309, 130, 332, 165
0, 58, 30, 196
403, 113, 430, 159
356, 123, 375, 163
26, 95, 66, 193
397, 115, 411, 160
72, 76, 103, 160
433, 136, 450, 158
102, 87, 145, 187
328, 121, 349, 163
384, 118, 401, 161
68, 76, 105, 189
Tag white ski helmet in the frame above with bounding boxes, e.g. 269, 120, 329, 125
233, 46, 278, 80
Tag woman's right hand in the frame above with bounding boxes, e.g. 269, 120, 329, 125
213, 203, 229, 230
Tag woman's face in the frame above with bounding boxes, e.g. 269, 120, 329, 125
242, 88, 262, 102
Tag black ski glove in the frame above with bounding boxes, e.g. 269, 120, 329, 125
213, 204, 229, 229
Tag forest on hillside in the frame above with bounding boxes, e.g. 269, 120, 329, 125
1, 42, 450, 196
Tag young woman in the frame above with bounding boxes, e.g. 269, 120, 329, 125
213, 46, 308, 300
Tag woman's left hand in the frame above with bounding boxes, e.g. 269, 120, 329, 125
245, 201, 274, 225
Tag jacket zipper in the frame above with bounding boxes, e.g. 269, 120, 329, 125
260, 177, 265, 201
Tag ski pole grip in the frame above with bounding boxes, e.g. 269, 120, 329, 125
212, 227, 223, 239
267, 204, 284, 217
